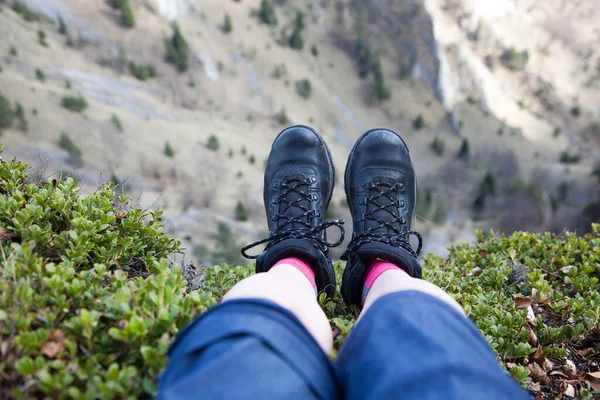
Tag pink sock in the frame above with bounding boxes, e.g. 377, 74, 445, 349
271, 257, 317, 291
362, 260, 408, 304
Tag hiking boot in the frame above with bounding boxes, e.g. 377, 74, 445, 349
242, 125, 345, 297
341, 128, 423, 306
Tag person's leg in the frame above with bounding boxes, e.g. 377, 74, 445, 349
159, 126, 345, 400
337, 129, 528, 399
337, 262, 528, 400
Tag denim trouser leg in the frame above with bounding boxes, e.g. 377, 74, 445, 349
335, 291, 529, 400
158, 299, 338, 400
159, 292, 528, 400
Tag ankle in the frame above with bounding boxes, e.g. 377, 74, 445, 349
362, 260, 408, 305
271, 257, 317, 292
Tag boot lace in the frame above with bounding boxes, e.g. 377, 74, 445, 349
242, 175, 345, 259
341, 178, 422, 260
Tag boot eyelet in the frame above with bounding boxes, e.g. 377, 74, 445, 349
311, 194, 319, 201
360, 180, 367, 187
310, 176, 317, 183
273, 181, 279, 188
400, 201, 405, 208
399, 183, 405, 191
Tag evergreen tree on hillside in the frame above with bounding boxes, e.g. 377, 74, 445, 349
223, 13, 233, 33
164, 23, 189, 72
372, 57, 391, 100
288, 11, 305, 50
258, 0, 277, 26
457, 138, 470, 160
355, 9, 373, 78
119, 0, 135, 28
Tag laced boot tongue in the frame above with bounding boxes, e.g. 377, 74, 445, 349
366, 177, 401, 234
280, 174, 313, 231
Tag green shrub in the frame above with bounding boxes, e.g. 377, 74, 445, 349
128, 62, 156, 81
223, 13, 233, 33
457, 138, 470, 160
413, 114, 425, 130
111, 114, 123, 133
164, 142, 175, 158
118, 0, 135, 27
58, 16, 68, 35
372, 57, 391, 101
271, 64, 286, 79
288, 11, 305, 50
58, 132, 82, 164
277, 108, 290, 125
355, 9, 373, 78
502, 47, 529, 71
311, 45, 318, 57
0, 93, 14, 129
559, 151, 581, 164
472, 172, 496, 213
12, 1, 38, 21
15, 102, 27, 132
206, 135, 220, 151
61, 95, 88, 113
35, 68, 45, 82
164, 23, 189, 72
258, 0, 277, 25
571, 105, 581, 118
593, 164, 600, 182
10, 45, 18, 57
235, 200, 249, 222
429, 137, 445, 156
295, 79, 312, 99
0, 151, 203, 398
38, 30, 48, 47
249, 155, 256, 164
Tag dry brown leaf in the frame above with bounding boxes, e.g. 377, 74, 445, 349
41, 342, 62, 358
479, 249, 490, 257
527, 305, 537, 326
544, 359, 554, 372
531, 346, 544, 364
563, 360, 578, 379
48, 329, 65, 343
529, 381, 541, 392
506, 362, 517, 369
528, 362, 549, 384
514, 297, 532, 309
576, 348, 593, 357
528, 328, 538, 347
584, 371, 600, 390
564, 384, 575, 398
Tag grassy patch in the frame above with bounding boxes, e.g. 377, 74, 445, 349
128, 62, 156, 81
61, 95, 88, 113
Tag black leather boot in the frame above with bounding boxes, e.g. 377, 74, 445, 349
341, 128, 423, 306
242, 125, 345, 298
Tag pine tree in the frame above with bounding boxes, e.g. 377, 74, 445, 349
288, 12, 305, 50
235, 201, 249, 221
164, 23, 189, 72
258, 0, 277, 25
355, 9, 372, 78
164, 142, 175, 158
372, 57, 391, 100
223, 13, 233, 33
457, 138, 470, 160
120, 0, 135, 28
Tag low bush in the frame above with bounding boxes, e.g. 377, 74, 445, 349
206, 135, 220, 151
223, 13, 233, 33
35, 69, 45, 82
429, 137, 445, 157
311, 45, 318, 57
15, 103, 27, 132
38, 30, 48, 47
118, 0, 135, 28
128, 62, 156, 81
235, 201, 249, 222
295, 79, 312, 99
372, 57, 391, 101
164, 142, 175, 158
457, 138, 470, 160
559, 151, 581, 164
111, 114, 123, 133
57, 132, 82, 164
61, 96, 88, 113
288, 11, 305, 50
12, 1, 38, 22
276, 108, 290, 125
1, 153, 598, 398
413, 114, 425, 130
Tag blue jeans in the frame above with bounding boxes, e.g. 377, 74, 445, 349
158, 291, 528, 399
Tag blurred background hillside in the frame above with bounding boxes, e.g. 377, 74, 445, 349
0, 0, 598, 266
